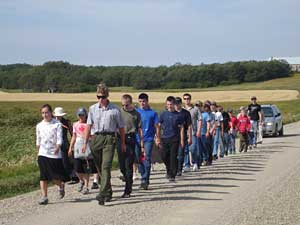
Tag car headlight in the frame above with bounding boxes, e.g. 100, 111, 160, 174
266, 122, 273, 126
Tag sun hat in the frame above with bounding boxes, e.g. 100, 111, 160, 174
76, 107, 87, 116
53, 107, 67, 117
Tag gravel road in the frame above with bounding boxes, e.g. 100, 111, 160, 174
1, 122, 300, 225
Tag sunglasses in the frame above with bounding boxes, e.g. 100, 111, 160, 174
97, 95, 107, 100
183, 98, 190, 100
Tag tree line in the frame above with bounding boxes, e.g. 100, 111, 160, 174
0, 60, 290, 92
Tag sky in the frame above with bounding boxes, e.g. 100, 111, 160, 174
0, 0, 299, 66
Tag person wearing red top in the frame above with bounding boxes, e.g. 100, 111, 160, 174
237, 108, 251, 153
228, 108, 238, 154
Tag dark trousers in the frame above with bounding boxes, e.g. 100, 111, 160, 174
239, 132, 249, 152
161, 137, 179, 179
90, 134, 116, 198
117, 134, 136, 194
61, 142, 73, 177
204, 135, 213, 164
178, 138, 188, 173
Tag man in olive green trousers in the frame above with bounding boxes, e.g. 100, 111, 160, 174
83, 83, 125, 206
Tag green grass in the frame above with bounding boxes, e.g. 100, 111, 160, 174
109, 74, 300, 93
200, 73, 300, 92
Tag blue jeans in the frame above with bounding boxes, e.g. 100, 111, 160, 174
197, 136, 206, 165
213, 127, 221, 156
250, 120, 259, 145
200, 135, 210, 163
220, 132, 229, 156
178, 139, 188, 172
137, 141, 154, 185
188, 135, 198, 165
229, 132, 236, 153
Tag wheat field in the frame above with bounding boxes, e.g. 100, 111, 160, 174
0, 90, 298, 103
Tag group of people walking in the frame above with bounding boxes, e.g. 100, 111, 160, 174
36, 83, 263, 205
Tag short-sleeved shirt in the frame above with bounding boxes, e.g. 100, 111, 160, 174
184, 105, 202, 135
213, 111, 223, 127
222, 112, 231, 132
36, 119, 63, 159
248, 103, 261, 121
209, 112, 216, 133
73, 121, 88, 138
120, 107, 142, 134
201, 112, 211, 134
136, 108, 159, 142
178, 108, 192, 132
159, 110, 183, 139
87, 102, 124, 135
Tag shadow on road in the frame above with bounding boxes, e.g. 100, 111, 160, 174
63, 143, 283, 207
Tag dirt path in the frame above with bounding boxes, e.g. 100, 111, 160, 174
1, 122, 300, 225
0, 90, 298, 103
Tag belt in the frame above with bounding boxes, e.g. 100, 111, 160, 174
94, 132, 115, 136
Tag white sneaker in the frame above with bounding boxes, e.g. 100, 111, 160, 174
151, 164, 155, 172
133, 173, 139, 181
183, 166, 190, 172
192, 164, 198, 172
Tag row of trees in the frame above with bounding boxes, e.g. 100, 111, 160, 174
0, 60, 290, 92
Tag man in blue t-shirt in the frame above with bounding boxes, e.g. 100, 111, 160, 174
159, 96, 184, 182
201, 104, 212, 165
136, 93, 160, 190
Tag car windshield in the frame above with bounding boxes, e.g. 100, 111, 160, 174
262, 107, 274, 117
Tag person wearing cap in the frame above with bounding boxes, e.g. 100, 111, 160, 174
210, 101, 224, 160
247, 96, 262, 148
53, 107, 75, 183
195, 100, 203, 112
136, 93, 160, 190
159, 96, 184, 182
183, 93, 202, 172
117, 94, 144, 198
68, 107, 97, 195
82, 83, 125, 205
194, 100, 207, 167
219, 106, 230, 157
200, 104, 212, 165
174, 97, 192, 176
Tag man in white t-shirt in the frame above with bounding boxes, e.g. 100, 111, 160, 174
210, 101, 224, 159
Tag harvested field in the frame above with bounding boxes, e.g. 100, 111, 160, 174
0, 90, 298, 103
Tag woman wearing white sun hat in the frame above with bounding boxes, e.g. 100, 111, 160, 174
53, 107, 75, 183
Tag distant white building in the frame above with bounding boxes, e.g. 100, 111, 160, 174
269, 57, 300, 72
